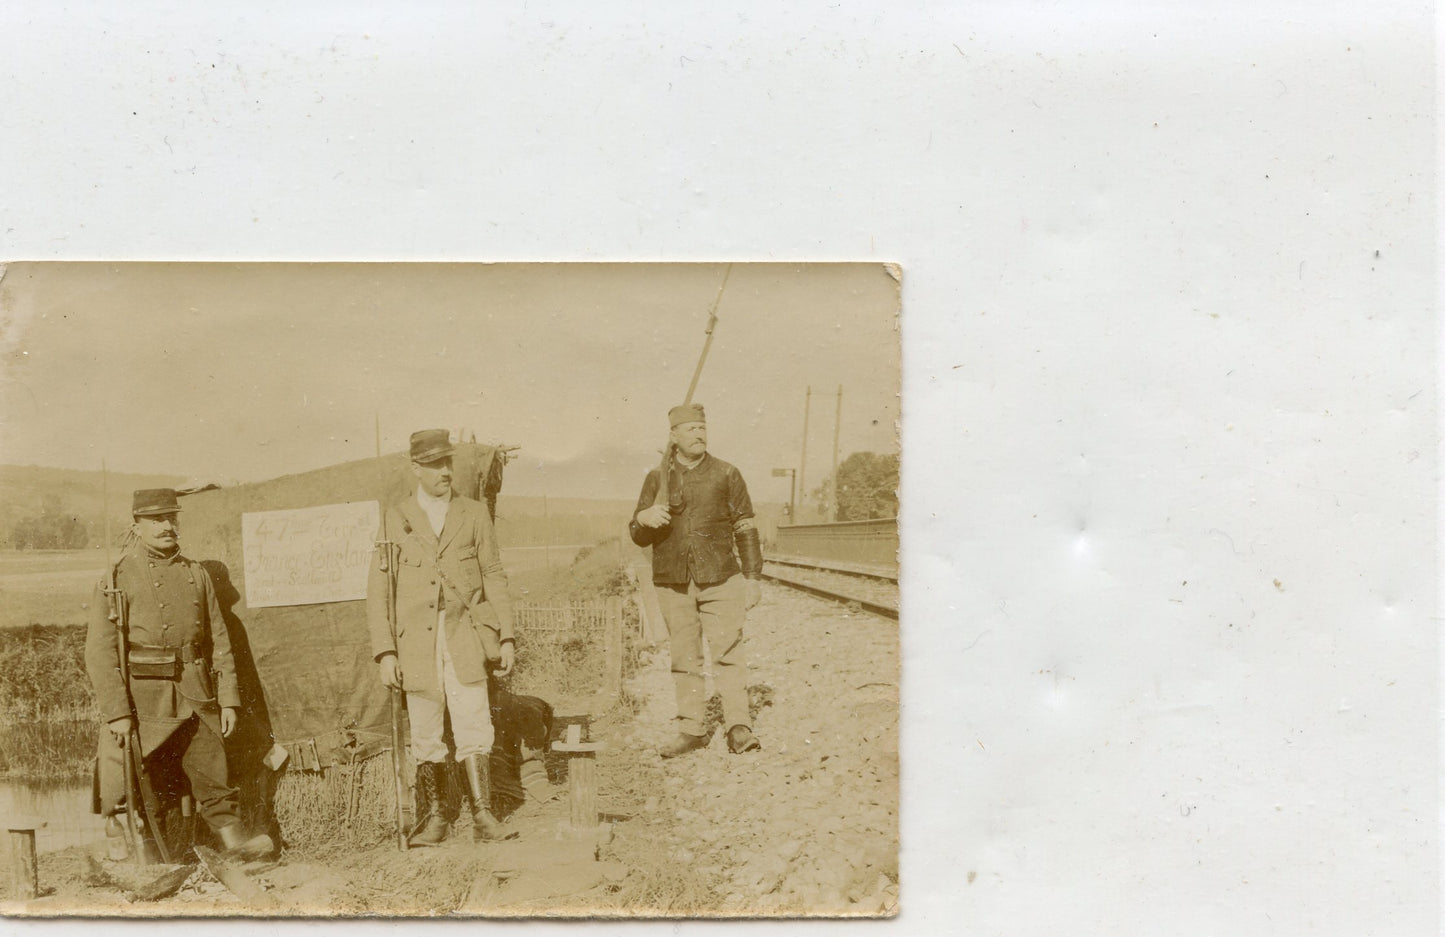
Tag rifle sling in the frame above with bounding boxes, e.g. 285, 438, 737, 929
431, 560, 503, 659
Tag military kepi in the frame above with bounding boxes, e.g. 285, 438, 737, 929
669, 403, 706, 428
410, 428, 455, 463
132, 488, 181, 517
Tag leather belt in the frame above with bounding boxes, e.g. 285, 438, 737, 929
129, 643, 202, 663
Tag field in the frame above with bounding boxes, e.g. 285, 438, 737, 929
0, 550, 106, 630
0, 546, 592, 632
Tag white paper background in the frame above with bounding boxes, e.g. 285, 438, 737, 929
1, 2, 1437, 934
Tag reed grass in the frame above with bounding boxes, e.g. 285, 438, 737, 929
0, 624, 97, 780
0, 624, 95, 721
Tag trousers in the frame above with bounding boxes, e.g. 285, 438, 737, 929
96, 713, 240, 832
406, 607, 494, 763
657, 574, 751, 737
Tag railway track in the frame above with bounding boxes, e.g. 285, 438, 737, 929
761, 555, 899, 620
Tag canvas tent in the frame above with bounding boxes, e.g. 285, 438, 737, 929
177, 443, 505, 773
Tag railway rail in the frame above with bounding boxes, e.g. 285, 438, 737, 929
765, 553, 898, 582
761, 554, 899, 621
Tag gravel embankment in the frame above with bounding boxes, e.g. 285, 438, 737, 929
613, 580, 900, 915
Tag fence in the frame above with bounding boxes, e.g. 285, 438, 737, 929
511, 597, 626, 701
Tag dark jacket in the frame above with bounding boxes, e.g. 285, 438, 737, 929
629, 453, 755, 585
85, 548, 239, 752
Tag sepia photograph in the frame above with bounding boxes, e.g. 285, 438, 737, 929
0, 261, 901, 917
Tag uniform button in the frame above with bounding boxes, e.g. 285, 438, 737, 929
154, 581, 161, 587
158, 603, 166, 608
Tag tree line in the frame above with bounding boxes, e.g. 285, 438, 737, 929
4, 495, 93, 550
804, 451, 899, 522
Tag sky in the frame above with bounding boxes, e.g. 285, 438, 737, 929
0, 262, 899, 502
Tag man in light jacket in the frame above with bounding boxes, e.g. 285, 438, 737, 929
368, 429, 516, 845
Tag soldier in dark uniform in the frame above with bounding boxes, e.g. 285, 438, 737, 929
85, 488, 274, 860
629, 404, 764, 758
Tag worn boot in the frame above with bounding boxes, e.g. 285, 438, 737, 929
216, 821, 276, 861
726, 725, 761, 754
409, 761, 450, 847
659, 732, 708, 759
462, 754, 506, 842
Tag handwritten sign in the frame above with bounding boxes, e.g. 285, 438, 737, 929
241, 501, 380, 608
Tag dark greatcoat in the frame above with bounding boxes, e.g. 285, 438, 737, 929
84, 548, 240, 757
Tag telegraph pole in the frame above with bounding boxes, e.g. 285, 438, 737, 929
831, 385, 842, 520
799, 386, 812, 519
771, 468, 797, 525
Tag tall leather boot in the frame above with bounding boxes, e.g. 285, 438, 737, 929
409, 761, 450, 847
216, 821, 276, 861
462, 753, 506, 842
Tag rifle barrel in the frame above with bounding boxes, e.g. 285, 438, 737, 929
378, 507, 408, 851
653, 264, 733, 509
121, 729, 142, 868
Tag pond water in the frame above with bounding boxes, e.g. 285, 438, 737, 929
0, 778, 102, 853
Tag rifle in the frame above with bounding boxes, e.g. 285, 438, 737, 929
125, 721, 171, 864
652, 263, 732, 509
377, 473, 409, 851
100, 463, 170, 866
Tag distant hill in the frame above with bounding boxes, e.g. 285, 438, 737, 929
492, 495, 636, 548
0, 464, 187, 549
493, 495, 786, 548
1, 463, 783, 551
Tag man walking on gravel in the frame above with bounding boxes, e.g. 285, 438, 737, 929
368, 429, 517, 845
629, 404, 764, 758
85, 488, 275, 860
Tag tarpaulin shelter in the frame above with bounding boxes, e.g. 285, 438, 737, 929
177, 443, 505, 772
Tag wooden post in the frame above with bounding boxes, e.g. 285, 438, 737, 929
552, 724, 605, 835
799, 385, 812, 517
8, 816, 43, 900
832, 385, 842, 521
568, 756, 598, 829
629, 564, 666, 648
